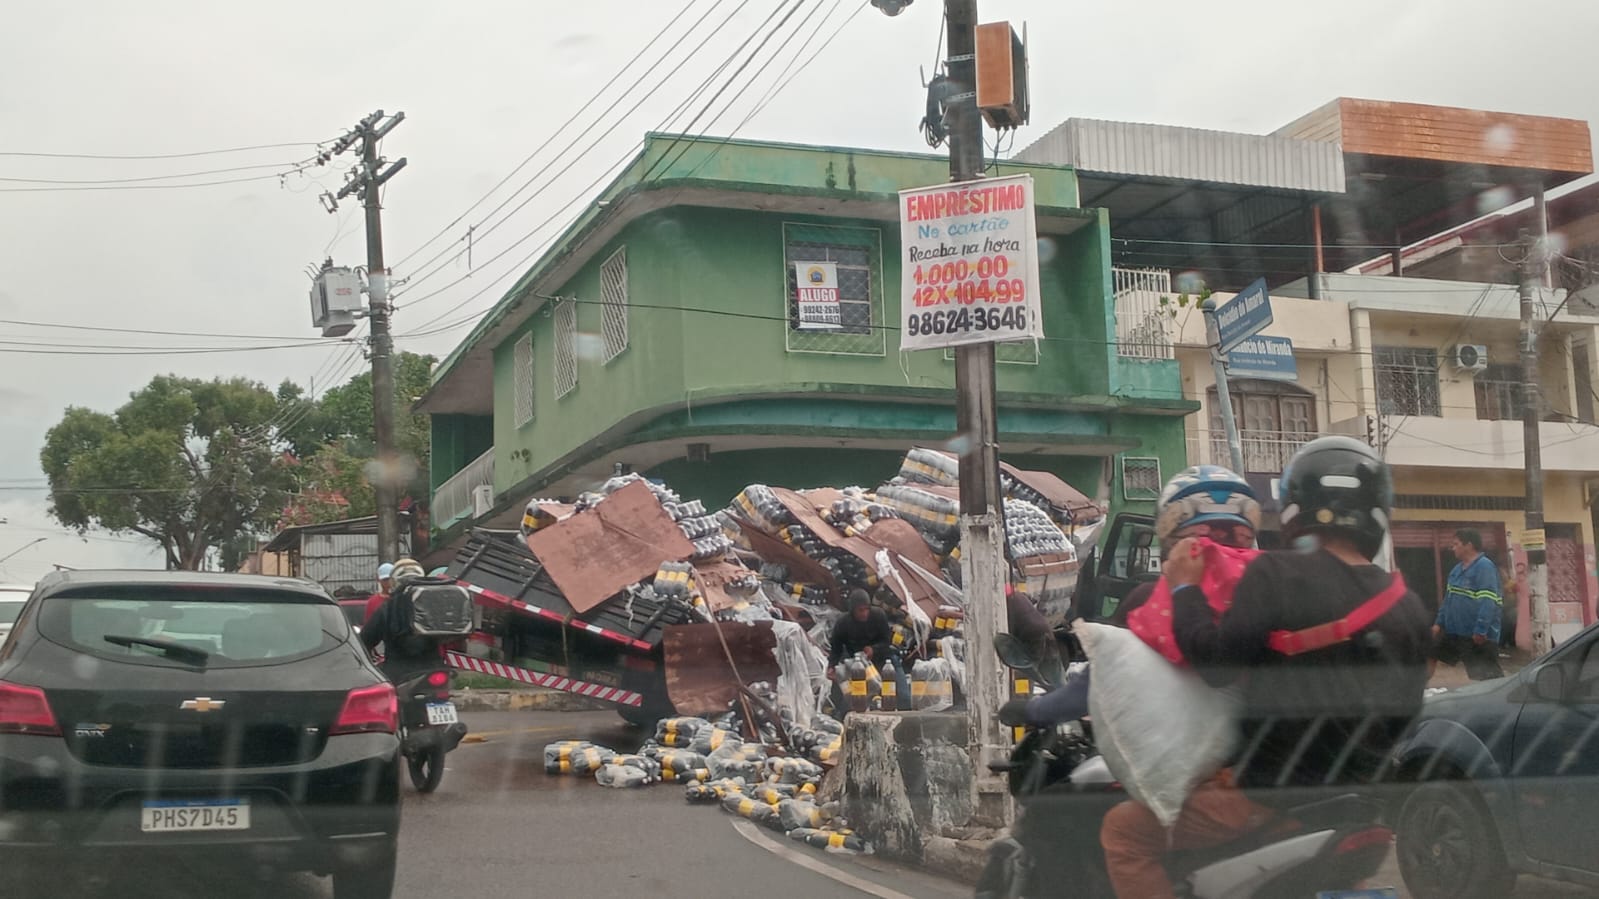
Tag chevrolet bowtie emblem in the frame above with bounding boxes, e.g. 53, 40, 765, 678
180, 697, 225, 713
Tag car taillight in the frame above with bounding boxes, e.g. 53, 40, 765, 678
1335, 827, 1393, 854
0, 681, 61, 736
427, 671, 449, 687
331, 683, 397, 735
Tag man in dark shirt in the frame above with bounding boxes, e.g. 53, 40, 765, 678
827, 589, 909, 710
360, 558, 444, 682
1100, 436, 1430, 899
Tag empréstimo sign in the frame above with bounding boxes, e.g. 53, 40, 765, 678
898, 174, 1043, 351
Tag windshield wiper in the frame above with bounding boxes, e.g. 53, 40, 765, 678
103, 634, 210, 665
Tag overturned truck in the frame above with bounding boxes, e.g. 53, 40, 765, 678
441, 448, 1101, 732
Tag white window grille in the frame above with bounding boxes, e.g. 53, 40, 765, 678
513, 332, 534, 426
1113, 267, 1175, 359
1121, 456, 1162, 501
1375, 346, 1441, 417
601, 247, 629, 362
555, 300, 577, 398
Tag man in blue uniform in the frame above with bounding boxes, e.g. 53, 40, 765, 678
1432, 528, 1504, 680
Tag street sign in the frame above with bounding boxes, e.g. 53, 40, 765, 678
1226, 335, 1298, 381
898, 173, 1043, 351
1216, 278, 1272, 354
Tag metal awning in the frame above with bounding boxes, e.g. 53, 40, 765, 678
1016, 101, 1593, 291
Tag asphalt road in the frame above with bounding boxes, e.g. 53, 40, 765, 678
28, 710, 965, 899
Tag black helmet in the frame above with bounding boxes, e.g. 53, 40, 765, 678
1279, 435, 1393, 558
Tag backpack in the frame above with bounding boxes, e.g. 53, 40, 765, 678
390, 577, 476, 640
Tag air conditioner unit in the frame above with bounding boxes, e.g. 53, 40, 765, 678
471, 485, 494, 518
1452, 344, 1489, 374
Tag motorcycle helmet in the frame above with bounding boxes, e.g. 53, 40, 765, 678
1278, 435, 1393, 558
1154, 464, 1261, 551
390, 558, 426, 583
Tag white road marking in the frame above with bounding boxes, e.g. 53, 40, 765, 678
729, 819, 923, 899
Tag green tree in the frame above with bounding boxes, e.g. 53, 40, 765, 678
40, 376, 298, 570
278, 351, 435, 526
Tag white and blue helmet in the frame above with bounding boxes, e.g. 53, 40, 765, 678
1154, 464, 1262, 549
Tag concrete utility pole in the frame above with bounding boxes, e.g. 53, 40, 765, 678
939, 0, 1011, 817
329, 110, 408, 564
1519, 228, 1552, 656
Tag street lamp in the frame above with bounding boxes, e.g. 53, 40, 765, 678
871, 0, 913, 14
0, 537, 48, 567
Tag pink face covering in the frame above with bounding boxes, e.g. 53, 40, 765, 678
1126, 537, 1261, 666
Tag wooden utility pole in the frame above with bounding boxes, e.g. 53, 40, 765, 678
330, 110, 408, 563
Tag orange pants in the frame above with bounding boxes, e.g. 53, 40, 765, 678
1100, 770, 1274, 899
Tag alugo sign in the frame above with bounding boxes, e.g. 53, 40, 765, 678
898, 173, 1043, 351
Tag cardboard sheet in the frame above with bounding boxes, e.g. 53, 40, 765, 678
525, 480, 694, 614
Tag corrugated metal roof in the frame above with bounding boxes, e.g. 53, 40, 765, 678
1014, 119, 1345, 194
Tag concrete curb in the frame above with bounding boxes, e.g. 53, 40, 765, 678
921, 834, 996, 886
450, 688, 612, 713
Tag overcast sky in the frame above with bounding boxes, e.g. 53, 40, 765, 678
2, 0, 1596, 582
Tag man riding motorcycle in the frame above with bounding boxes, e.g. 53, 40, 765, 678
360, 558, 444, 682
1012, 464, 1260, 729
1099, 436, 1431, 899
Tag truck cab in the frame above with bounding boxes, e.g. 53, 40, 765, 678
1070, 512, 1159, 624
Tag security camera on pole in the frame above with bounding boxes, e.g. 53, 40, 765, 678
880, 0, 1034, 818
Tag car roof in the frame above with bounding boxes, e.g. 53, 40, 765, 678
33, 569, 334, 602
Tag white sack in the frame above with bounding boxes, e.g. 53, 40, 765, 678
1076, 622, 1240, 828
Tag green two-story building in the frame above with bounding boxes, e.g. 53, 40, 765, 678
417, 133, 1193, 560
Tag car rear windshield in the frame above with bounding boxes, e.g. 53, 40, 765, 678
0, 598, 25, 625
38, 587, 350, 668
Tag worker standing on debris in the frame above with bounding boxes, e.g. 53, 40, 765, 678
826, 589, 911, 711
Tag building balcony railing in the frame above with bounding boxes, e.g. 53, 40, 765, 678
1186, 428, 1315, 474
433, 447, 496, 528
1113, 266, 1175, 360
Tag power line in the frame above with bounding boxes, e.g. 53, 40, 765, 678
0, 160, 314, 186
0, 163, 328, 193
392, 0, 760, 303
0, 340, 340, 356
395, 1, 815, 334
389, 0, 712, 273
0, 318, 336, 342
0, 142, 321, 161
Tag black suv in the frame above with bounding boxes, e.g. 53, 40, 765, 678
1393, 622, 1599, 899
0, 570, 401, 898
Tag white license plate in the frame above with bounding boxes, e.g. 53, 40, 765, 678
426, 702, 458, 725
141, 798, 250, 833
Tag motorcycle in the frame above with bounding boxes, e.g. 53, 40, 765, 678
394, 667, 469, 792
975, 634, 1397, 899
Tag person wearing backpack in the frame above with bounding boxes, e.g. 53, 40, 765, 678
360, 558, 446, 682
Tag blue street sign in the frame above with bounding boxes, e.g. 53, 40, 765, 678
1226, 335, 1298, 381
1216, 278, 1272, 354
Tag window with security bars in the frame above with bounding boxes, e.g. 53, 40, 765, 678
513, 333, 534, 426
782, 223, 885, 356
1474, 364, 1526, 421
1121, 456, 1161, 501
600, 247, 628, 363
1375, 346, 1441, 417
554, 300, 577, 399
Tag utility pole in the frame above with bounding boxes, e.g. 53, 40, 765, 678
1519, 228, 1551, 656
940, 0, 1010, 821
326, 110, 408, 564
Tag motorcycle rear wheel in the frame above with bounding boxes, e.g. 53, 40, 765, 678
408, 745, 447, 792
